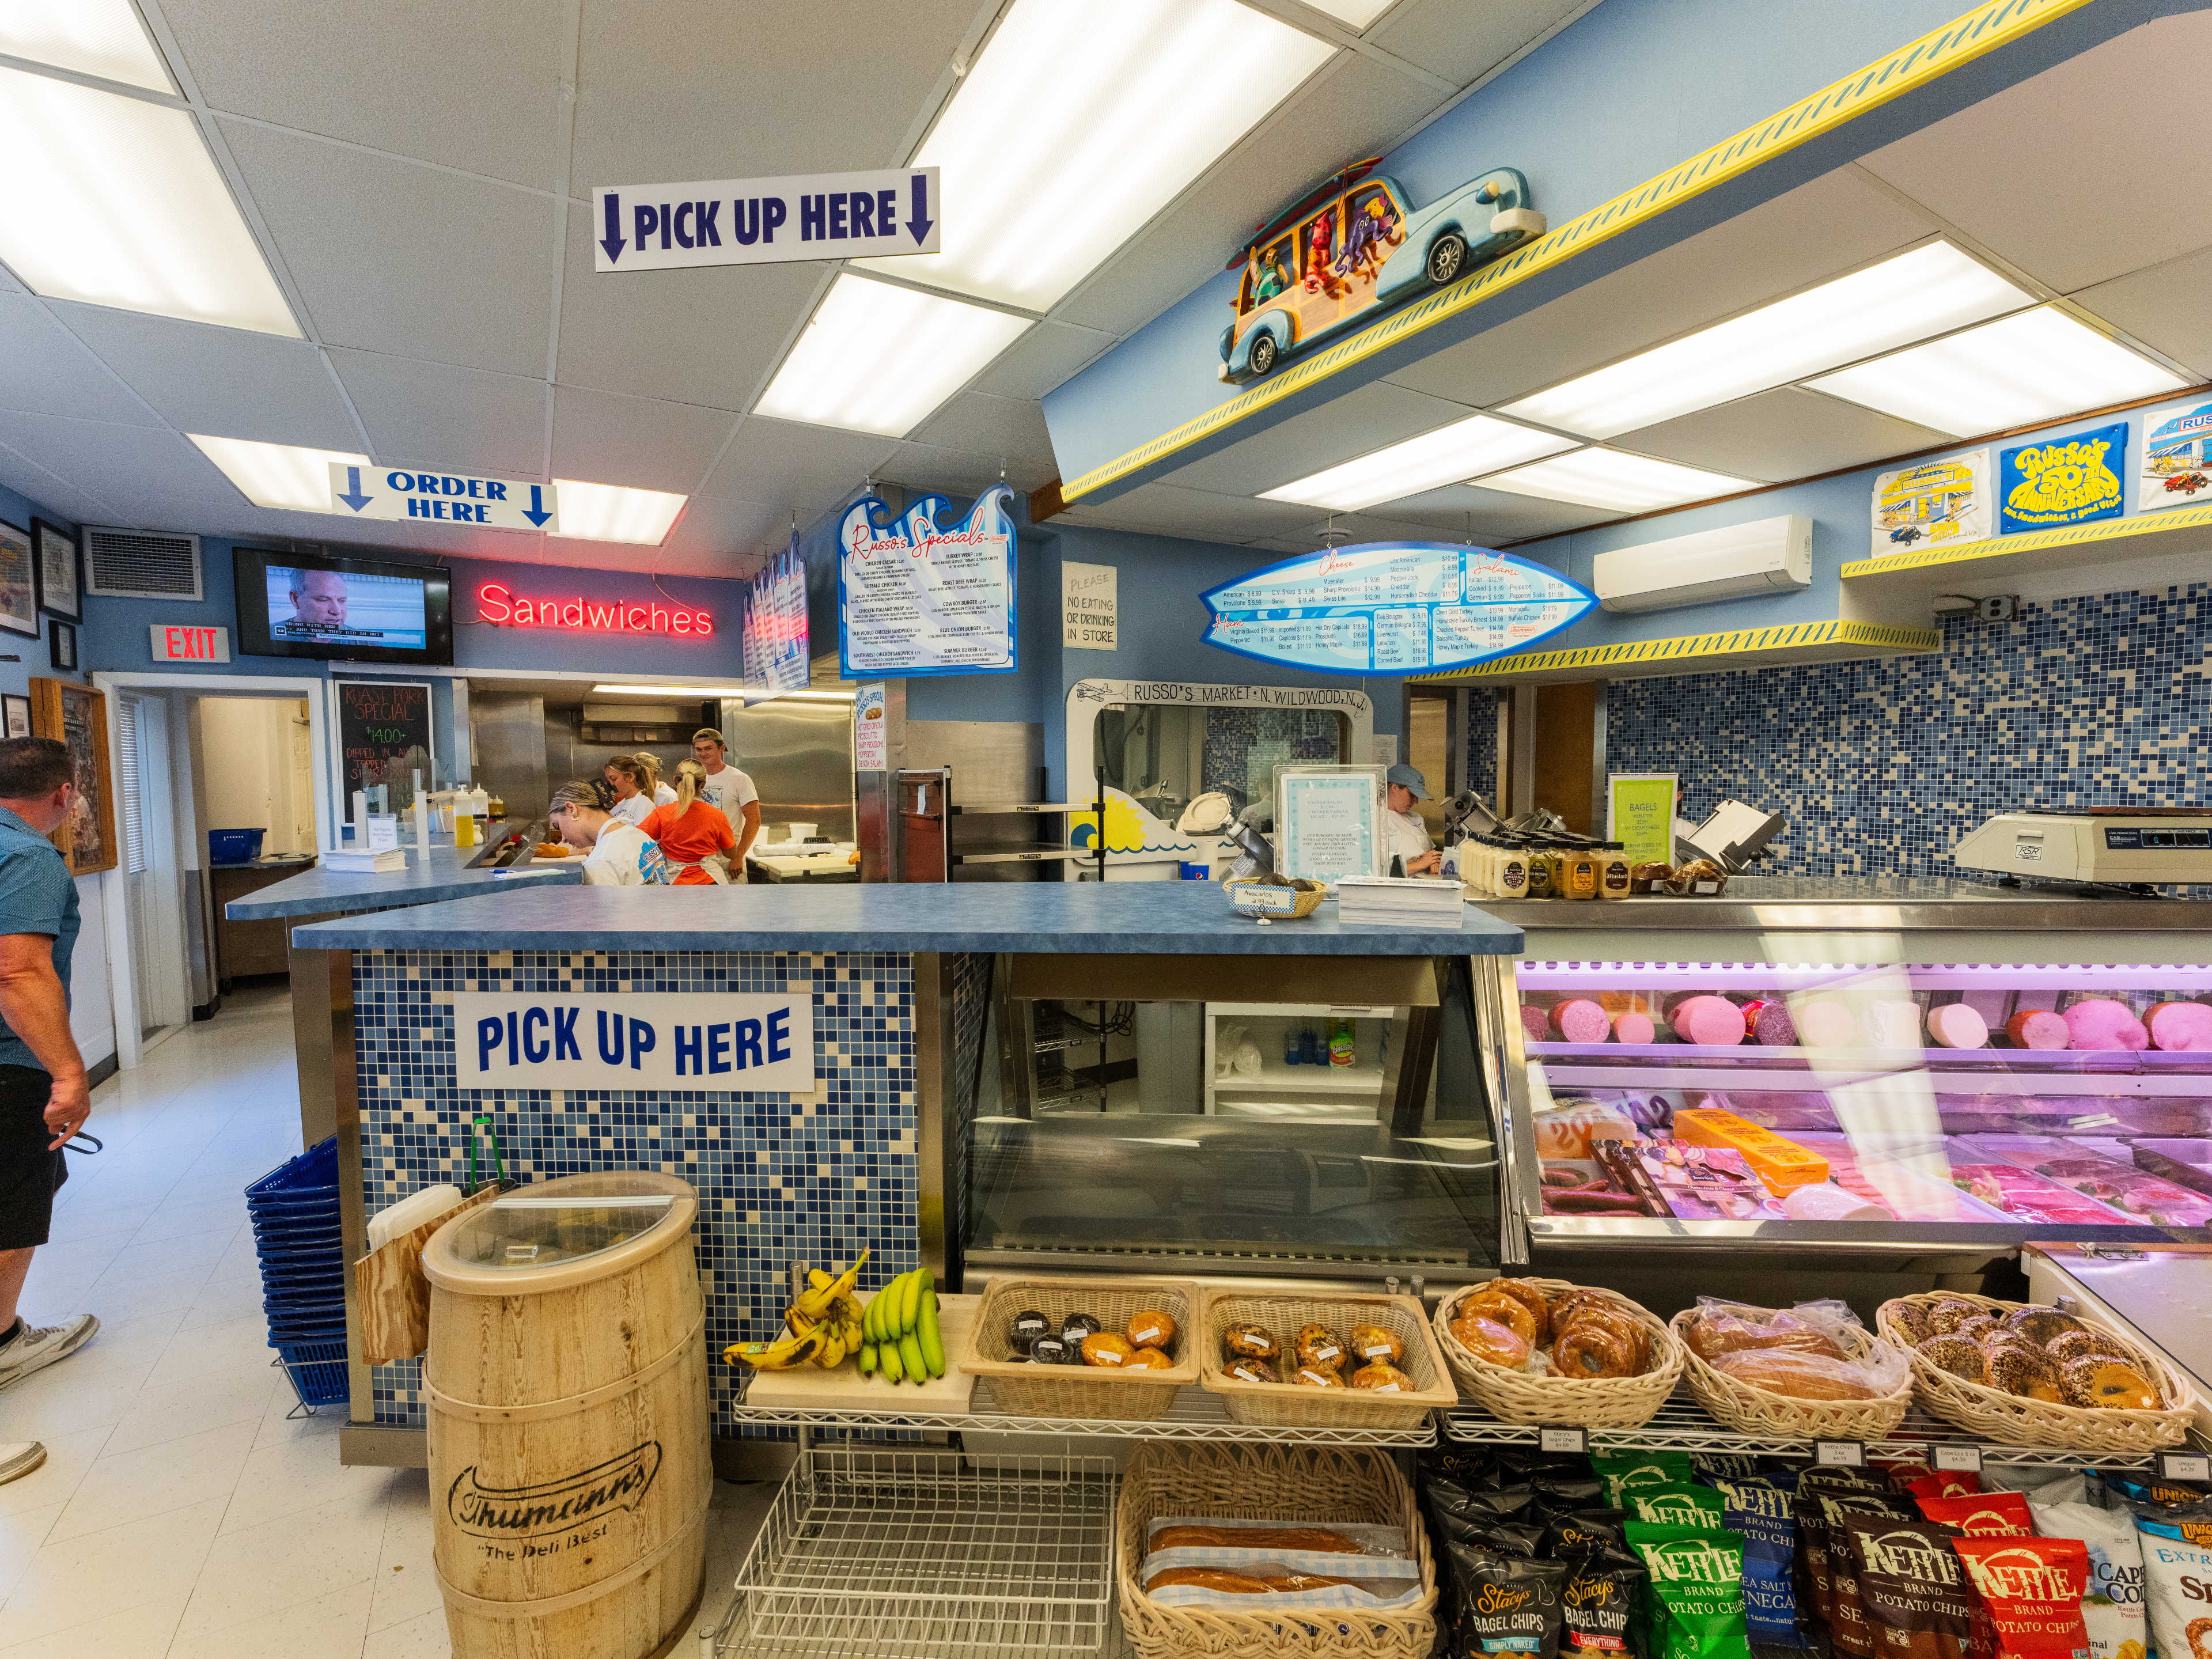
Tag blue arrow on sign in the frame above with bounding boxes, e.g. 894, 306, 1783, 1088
336, 466, 372, 512
522, 485, 553, 528
908, 173, 933, 245
599, 192, 625, 264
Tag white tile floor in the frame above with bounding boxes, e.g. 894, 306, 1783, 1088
0, 986, 771, 1659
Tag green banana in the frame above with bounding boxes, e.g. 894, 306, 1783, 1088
865, 1283, 889, 1344
898, 1331, 926, 1385
858, 1342, 877, 1375
901, 1268, 929, 1335
916, 1287, 946, 1378
879, 1340, 904, 1384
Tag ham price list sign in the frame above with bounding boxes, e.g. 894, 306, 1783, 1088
837, 484, 1016, 678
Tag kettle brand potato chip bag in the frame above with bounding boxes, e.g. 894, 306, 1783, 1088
1806, 1489, 1918, 1653
1710, 1476, 1807, 1647
1622, 1484, 1726, 1531
1951, 1535, 2091, 1658
1834, 1515, 1975, 1659
1625, 1520, 1748, 1659
1595, 1450, 1694, 1509
1916, 1491, 2032, 1537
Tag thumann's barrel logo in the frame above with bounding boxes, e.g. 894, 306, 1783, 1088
448, 1443, 661, 1538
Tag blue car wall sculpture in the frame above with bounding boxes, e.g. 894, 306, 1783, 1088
1218, 160, 1544, 385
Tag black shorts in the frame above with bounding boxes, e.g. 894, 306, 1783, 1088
0, 1066, 65, 1251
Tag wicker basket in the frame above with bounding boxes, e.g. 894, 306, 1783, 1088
1226, 877, 1327, 920
1433, 1279, 1680, 1429
1118, 1442, 1437, 1659
1195, 1289, 1456, 1429
1669, 1306, 1911, 1439
957, 1275, 1200, 1422
1876, 1291, 2196, 1455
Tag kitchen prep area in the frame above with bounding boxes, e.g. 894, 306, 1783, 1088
5, 2, 2212, 1658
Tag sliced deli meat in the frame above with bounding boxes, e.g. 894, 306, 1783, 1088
2063, 999, 2149, 1051
1671, 994, 1748, 1047
2004, 1009, 2070, 1050
2144, 999, 2212, 1051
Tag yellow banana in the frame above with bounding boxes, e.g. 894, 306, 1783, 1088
785, 1304, 821, 1339
808, 1268, 834, 1293
788, 1249, 870, 1323
725, 1327, 826, 1370
815, 1330, 847, 1368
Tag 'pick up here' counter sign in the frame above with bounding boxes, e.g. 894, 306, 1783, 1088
452, 993, 817, 1095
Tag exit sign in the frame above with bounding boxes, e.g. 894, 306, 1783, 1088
150, 624, 230, 663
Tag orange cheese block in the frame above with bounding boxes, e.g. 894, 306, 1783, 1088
1672, 1107, 1830, 1194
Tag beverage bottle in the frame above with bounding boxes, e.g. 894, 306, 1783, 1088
1330, 1018, 1355, 1067
1283, 1025, 1301, 1066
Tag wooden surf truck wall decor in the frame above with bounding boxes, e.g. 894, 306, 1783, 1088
1218, 160, 1544, 384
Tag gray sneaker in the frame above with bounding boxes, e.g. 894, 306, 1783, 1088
0, 1441, 44, 1484
0, 1315, 99, 1390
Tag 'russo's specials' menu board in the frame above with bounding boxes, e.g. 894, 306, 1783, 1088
838, 484, 1017, 678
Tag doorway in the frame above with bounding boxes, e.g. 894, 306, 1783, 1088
116, 691, 187, 1049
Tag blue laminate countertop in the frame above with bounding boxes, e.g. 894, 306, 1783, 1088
290, 880, 1522, 955
225, 843, 582, 919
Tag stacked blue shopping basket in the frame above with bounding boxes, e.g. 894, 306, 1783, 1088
247, 1137, 349, 1412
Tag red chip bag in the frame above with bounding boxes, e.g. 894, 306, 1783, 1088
1908, 1470, 1982, 1501
1950, 1537, 2090, 1659
1917, 1493, 2032, 1536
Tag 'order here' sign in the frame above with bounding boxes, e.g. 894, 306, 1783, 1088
452, 994, 815, 1093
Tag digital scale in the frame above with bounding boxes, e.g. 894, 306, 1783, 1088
1953, 807, 2212, 887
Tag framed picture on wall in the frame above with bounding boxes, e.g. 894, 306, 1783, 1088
30, 677, 117, 874
48, 620, 76, 672
0, 521, 36, 639
32, 518, 79, 623
1, 695, 28, 739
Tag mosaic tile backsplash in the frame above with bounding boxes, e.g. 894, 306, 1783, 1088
353, 948, 919, 1435
1605, 588, 2212, 884
1203, 706, 1349, 806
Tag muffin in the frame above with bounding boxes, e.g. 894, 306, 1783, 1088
1351, 1362, 1412, 1392
1291, 1363, 1346, 1388
1080, 1331, 1137, 1368
1126, 1309, 1177, 1351
1348, 1324, 1404, 1366
1293, 1324, 1347, 1371
1224, 1322, 1279, 1360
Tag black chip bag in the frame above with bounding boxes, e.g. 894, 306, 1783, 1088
1422, 1444, 1502, 1490
1793, 1471, 1908, 1632
1832, 1514, 1974, 1659
1532, 1474, 1611, 1514
1562, 1546, 1648, 1658
1709, 1475, 1807, 1648
1624, 1521, 1749, 1659
1442, 1542, 1567, 1659
1543, 1507, 1630, 1559
1813, 1493, 1918, 1659
1427, 1477, 1544, 1559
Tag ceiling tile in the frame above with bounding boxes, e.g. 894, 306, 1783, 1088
0, 297, 162, 427
551, 213, 824, 411
1046, 481, 1316, 542
0, 410, 250, 528
699, 417, 897, 513
245, 505, 528, 558
1055, 51, 1450, 339
0, 446, 119, 528
1369, 0, 1591, 87
2071, 247, 2212, 382
1608, 387, 1949, 483
160, 0, 569, 191
329, 350, 550, 478
881, 442, 1056, 498
0, 264, 23, 294
53, 302, 360, 449
570, 0, 980, 184
550, 384, 736, 495
1158, 380, 1478, 497
220, 119, 556, 376
653, 494, 789, 567
1384, 166, 1938, 409
1858, 13, 2212, 295
970, 321, 1118, 402
1382, 482, 1619, 540
911, 393, 1058, 468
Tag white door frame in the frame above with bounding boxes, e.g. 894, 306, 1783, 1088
92, 671, 331, 1070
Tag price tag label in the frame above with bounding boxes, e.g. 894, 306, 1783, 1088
1934, 1445, 1983, 1474
2157, 1452, 2211, 1484
1539, 1427, 1589, 1455
1815, 1440, 1866, 1468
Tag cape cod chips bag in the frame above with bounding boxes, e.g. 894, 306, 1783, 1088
2025, 1499, 2148, 1659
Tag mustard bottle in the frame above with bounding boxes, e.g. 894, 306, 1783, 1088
1564, 846, 1601, 900
1524, 843, 1555, 899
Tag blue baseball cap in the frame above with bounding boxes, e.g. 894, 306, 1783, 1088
1385, 763, 1430, 800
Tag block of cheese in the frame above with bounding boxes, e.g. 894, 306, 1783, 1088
1792, 997, 1859, 1049
1926, 1003, 1989, 1050
1672, 1106, 1830, 1194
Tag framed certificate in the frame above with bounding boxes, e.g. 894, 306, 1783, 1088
1275, 765, 1385, 888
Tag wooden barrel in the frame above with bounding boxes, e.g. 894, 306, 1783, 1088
422, 1172, 710, 1659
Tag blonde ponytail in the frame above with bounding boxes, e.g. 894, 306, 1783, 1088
631, 751, 662, 793
675, 759, 704, 812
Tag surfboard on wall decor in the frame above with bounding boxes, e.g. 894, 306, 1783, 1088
1199, 542, 1596, 675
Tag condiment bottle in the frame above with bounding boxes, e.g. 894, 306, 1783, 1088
1522, 843, 1554, 899
453, 786, 478, 849
1495, 842, 1529, 899
1563, 846, 1600, 900
1597, 841, 1632, 900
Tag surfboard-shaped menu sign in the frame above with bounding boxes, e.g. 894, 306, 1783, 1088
1199, 542, 1596, 675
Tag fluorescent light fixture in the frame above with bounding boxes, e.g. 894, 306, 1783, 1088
855, 0, 1332, 311
0, 65, 297, 335
1261, 414, 1574, 510
1475, 449, 1756, 513
1501, 243, 2031, 440
190, 434, 368, 511
1298, 0, 1397, 25
0, 0, 173, 93
1804, 305, 2187, 437
756, 274, 1029, 438
552, 478, 687, 546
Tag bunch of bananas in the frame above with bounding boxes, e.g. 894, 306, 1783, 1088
724, 1249, 869, 1371
859, 1267, 944, 1385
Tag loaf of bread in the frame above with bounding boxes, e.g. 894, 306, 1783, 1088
1711, 1349, 1880, 1400
1150, 1525, 1363, 1554
1144, 1567, 1359, 1594
1684, 1304, 1844, 1363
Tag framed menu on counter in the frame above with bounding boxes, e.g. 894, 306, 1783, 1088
1275, 764, 1384, 887
838, 483, 1017, 679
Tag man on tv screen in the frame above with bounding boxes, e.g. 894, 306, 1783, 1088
275, 568, 349, 638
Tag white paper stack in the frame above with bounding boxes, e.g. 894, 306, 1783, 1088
1335, 875, 1464, 926
320, 847, 409, 873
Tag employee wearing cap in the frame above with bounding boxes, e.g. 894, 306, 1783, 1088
690, 728, 760, 882
1384, 763, 1442, 876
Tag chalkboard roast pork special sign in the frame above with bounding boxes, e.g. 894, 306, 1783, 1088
336, 679, 434, 808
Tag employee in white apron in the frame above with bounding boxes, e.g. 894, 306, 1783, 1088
1383, 763, 1442, 875
690, 728, 761, 882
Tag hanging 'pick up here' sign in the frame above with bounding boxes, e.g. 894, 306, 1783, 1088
451, 994, 816, 1093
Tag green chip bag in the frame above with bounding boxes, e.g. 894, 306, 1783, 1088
1626, 1519, 1751, 1659
1594, 1449, 1694, 1509
1622, 1482, 1726, 1531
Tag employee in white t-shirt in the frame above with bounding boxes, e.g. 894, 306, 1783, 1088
601, 756, 657, 828
690, 728, 761, 882
1382, 763, 1442, 876
548, 780, 668, 887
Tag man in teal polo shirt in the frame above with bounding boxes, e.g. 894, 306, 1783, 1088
0, 737, 98, 1436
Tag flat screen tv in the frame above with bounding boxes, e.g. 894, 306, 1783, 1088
233, 547, 453, 665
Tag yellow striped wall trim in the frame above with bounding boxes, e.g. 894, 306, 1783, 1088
1428, 620, 1943, 681
1061, 0, 2099, 505
1842, 499, 2212, 577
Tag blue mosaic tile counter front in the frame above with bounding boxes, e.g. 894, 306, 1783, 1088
353, 946, 939, 1438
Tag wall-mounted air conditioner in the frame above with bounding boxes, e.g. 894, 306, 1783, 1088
1591, 513, 1811, 614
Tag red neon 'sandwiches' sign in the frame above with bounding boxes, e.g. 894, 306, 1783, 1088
476, 582, 713, 636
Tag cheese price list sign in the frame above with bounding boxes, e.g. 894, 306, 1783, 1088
838, 484, 1017, 679
1199, 542, 1595, 675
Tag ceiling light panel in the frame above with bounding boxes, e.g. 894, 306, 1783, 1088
1476, 449, 1756, 513
756, 274, 1029, 438
1261, 414, 1575, 510
1297, 0, 1397, 25
554, 479, 688, 546
854, 0, 1333, 312
0, 66, 297, 335
0, 0, 173, 93
1803, 305, 2187, 437
1501, 243, 2032, 440
190, 435, 368, 511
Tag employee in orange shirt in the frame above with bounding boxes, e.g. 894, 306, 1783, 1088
638, 761, 738, 885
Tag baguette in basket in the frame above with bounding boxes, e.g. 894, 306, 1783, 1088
1681, 1298, 1907, 1402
